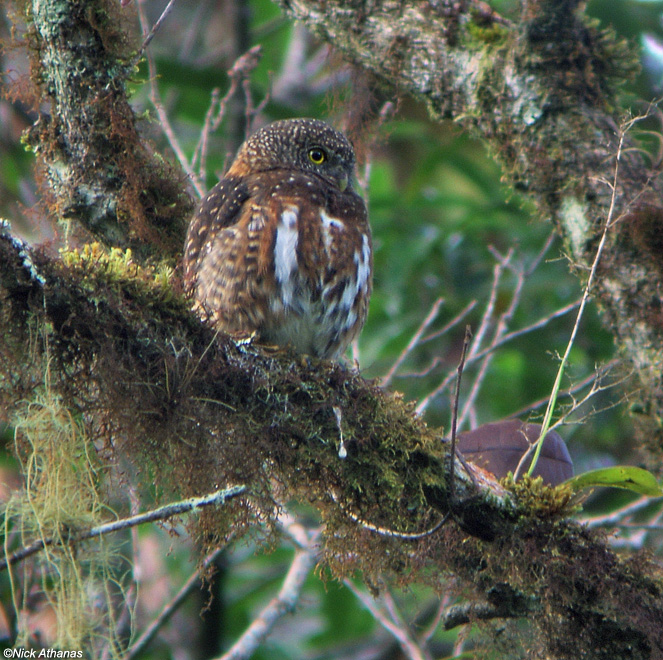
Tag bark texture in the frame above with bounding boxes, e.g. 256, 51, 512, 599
26, 0, 192, 257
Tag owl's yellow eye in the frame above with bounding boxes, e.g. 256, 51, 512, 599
308, 147, 326, 165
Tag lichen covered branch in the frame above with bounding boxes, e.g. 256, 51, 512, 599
26, 0, 192, 257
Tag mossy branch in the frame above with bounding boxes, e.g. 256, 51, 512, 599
2, 230, 663, 659
277, 0, 663, 460
6, 1, 663, 655
26, 0, 192, 258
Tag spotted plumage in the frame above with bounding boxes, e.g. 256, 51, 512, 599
183, 118, 372, 359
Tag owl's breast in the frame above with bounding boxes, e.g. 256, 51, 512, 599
262, 191, 371, 358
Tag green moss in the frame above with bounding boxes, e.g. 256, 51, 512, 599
60, 242, 184, 310
502, 473, 578, 519
466, 16, 509, 46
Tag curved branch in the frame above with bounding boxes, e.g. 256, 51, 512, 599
27, 0, 192, 257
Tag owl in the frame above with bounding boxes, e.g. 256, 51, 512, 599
183, 118, 372, 360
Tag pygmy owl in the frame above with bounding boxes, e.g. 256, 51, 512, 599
183, 118, 372, 360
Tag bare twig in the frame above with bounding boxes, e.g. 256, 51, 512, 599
449, 326, 473, 505
343, 580, 431, 660
416, 233, 557, 416
328, 489, 448, 539
582, 496, 653, 528
125, 546, 225, 660
131, 0, 178, 68
0, 486, 246, 572
420, 299, 478, 345
136, 0, 206, 197
507, 359, 620, 420
193, 45, 263, 183
215, 531, 319, 660
381, 297, 445, 388
422, 593, 453, 642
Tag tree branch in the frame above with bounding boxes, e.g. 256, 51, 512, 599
5, 2, 663, 658
27, 0, 192, 257
2, 217, 663, 659
0, 486, 246, 572
216, 534, 319, 660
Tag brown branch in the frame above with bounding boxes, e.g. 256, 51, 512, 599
5, 3, 663, 657
125, 546, 226, 660
216, 533, 319, 660
26, 0, 192, 258
2, 227, 662, 658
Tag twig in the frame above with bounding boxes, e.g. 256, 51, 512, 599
420, 299, 478, 346
343, 580, 431, 660
422, 593, 453, 642
125, 546, 225, 659
381, 297, 445, 388
522, 127, 626, 479
416, 233, 557, 415
448, 326, 473, 505
441, 598, 535, 631
136, 0, 206, 197
0, 486, 246, 572
457, 248, 525, 429
193, 46, 263, 183
328, 489, 448, 539
468, 299, 580, 365
582, 495, 657, 528
215, 532, 319, 660
131, 0, 178, 69
193, 86, 221, 179
411, 298, 572, 383
507, 359, 620, 420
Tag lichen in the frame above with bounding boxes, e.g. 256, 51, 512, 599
6, 390, 125, 655
60, 242, 180, 305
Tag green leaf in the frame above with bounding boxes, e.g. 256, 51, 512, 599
564, 466, 663, 496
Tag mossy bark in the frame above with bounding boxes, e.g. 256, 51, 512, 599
26, 0, 192, 258
2, 227, 663, 658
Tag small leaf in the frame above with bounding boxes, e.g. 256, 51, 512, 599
564, 466, 663, 496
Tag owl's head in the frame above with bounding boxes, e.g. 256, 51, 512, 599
229, 118, 358, 192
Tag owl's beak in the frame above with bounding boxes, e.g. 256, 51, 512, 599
337, 175, 349, 192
